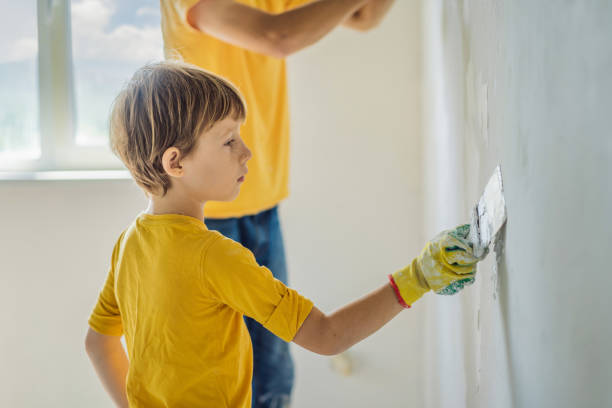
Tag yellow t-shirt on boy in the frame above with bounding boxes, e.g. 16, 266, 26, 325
160, 0, 312, 219
88, 213, 313, 407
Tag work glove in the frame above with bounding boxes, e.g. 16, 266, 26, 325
388, 224, 480, 308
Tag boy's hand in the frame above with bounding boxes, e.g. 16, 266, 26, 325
388, 225, 480, 307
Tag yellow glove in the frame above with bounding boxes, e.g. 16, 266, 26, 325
388, 225, 479, 308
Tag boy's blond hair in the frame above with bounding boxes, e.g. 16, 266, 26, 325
110, 61, 246, 196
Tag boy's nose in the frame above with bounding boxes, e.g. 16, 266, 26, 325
241, 145, 252, 163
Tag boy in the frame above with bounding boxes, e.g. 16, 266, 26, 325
85, 61, 479, 408
162, 3, 396, 405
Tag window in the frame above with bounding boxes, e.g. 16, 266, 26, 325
0, 0, 163, 175
0, 1, 39, 162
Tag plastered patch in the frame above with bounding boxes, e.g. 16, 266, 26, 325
466, 61, 489, 146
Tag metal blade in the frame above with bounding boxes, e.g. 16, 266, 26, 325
468, 165, 507, 258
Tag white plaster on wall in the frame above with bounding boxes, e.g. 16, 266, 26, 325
465, 61, 489, 148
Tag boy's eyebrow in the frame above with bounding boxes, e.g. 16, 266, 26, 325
218, 128, 235, 139
218, 122, 241, 138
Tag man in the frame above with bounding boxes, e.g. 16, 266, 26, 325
159, 1, 395, 406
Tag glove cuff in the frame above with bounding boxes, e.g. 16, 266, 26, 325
389, 259, 431, 307
388, 274, 411, 308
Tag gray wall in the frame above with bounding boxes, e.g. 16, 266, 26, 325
422, 1, 612, 407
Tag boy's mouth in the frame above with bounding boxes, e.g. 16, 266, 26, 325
237, 176, 245, 183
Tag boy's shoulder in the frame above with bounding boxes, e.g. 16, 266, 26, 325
205, 232, 253, 260
117, 213, 229, 257
203, 232, 259, 272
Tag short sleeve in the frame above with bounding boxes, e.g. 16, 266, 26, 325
160, 0, 202, 38
284, 0, 315, 10
88, 236, 124, 336
166, 0, 200, 19
202, 236, 313, 342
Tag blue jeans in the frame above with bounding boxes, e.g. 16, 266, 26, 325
205, 206, 294, 408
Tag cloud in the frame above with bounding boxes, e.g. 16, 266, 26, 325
71, 0, 164, 62
136, 6, 161, 18
3, 37, 37, 63
0, 2, 38, 63
71, 0, 115, 32
0, 0, 163, 64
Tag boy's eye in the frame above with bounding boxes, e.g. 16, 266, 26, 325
224, 139, 235, 146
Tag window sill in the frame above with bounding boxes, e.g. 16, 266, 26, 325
0, 170, 131, 181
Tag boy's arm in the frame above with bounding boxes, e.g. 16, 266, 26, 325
85, 328, 129, 408
294, 225, 482, 355
341, 0, 395, 31
186, 0, 369, 58
293, 283, 403, 355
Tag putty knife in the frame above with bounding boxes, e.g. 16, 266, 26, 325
468, 165, 507, 259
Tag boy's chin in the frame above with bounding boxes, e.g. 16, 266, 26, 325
217, 192, 240, 202
207, 186, 241, 202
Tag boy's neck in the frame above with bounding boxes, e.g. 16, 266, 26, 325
146, 190, 205, 221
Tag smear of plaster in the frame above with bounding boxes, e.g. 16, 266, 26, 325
491, 226, 506, 300
465, 62, 489, 146
476, 305, 481, 393
475, 226, 506, 394
479, 83, 488, 145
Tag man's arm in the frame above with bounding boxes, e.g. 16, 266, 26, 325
342, 0, 395, 31
85, 328, 129, 408
292, 283, 403, 355
186, 0, 369, 58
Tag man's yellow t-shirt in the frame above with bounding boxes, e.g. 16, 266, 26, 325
160, 0, 311, 219
88, 213, 313, 407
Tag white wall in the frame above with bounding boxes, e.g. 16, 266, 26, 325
286, 2, 424, 407
0, 1, 424, 406
0, 180, 147, 407
422, 1, 612, 408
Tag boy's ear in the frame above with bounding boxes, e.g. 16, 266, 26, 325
161, 147, 184, 178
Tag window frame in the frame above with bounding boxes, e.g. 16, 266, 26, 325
0, 0, 127, 176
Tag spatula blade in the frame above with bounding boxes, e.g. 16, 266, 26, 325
469, 165, 507, 258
